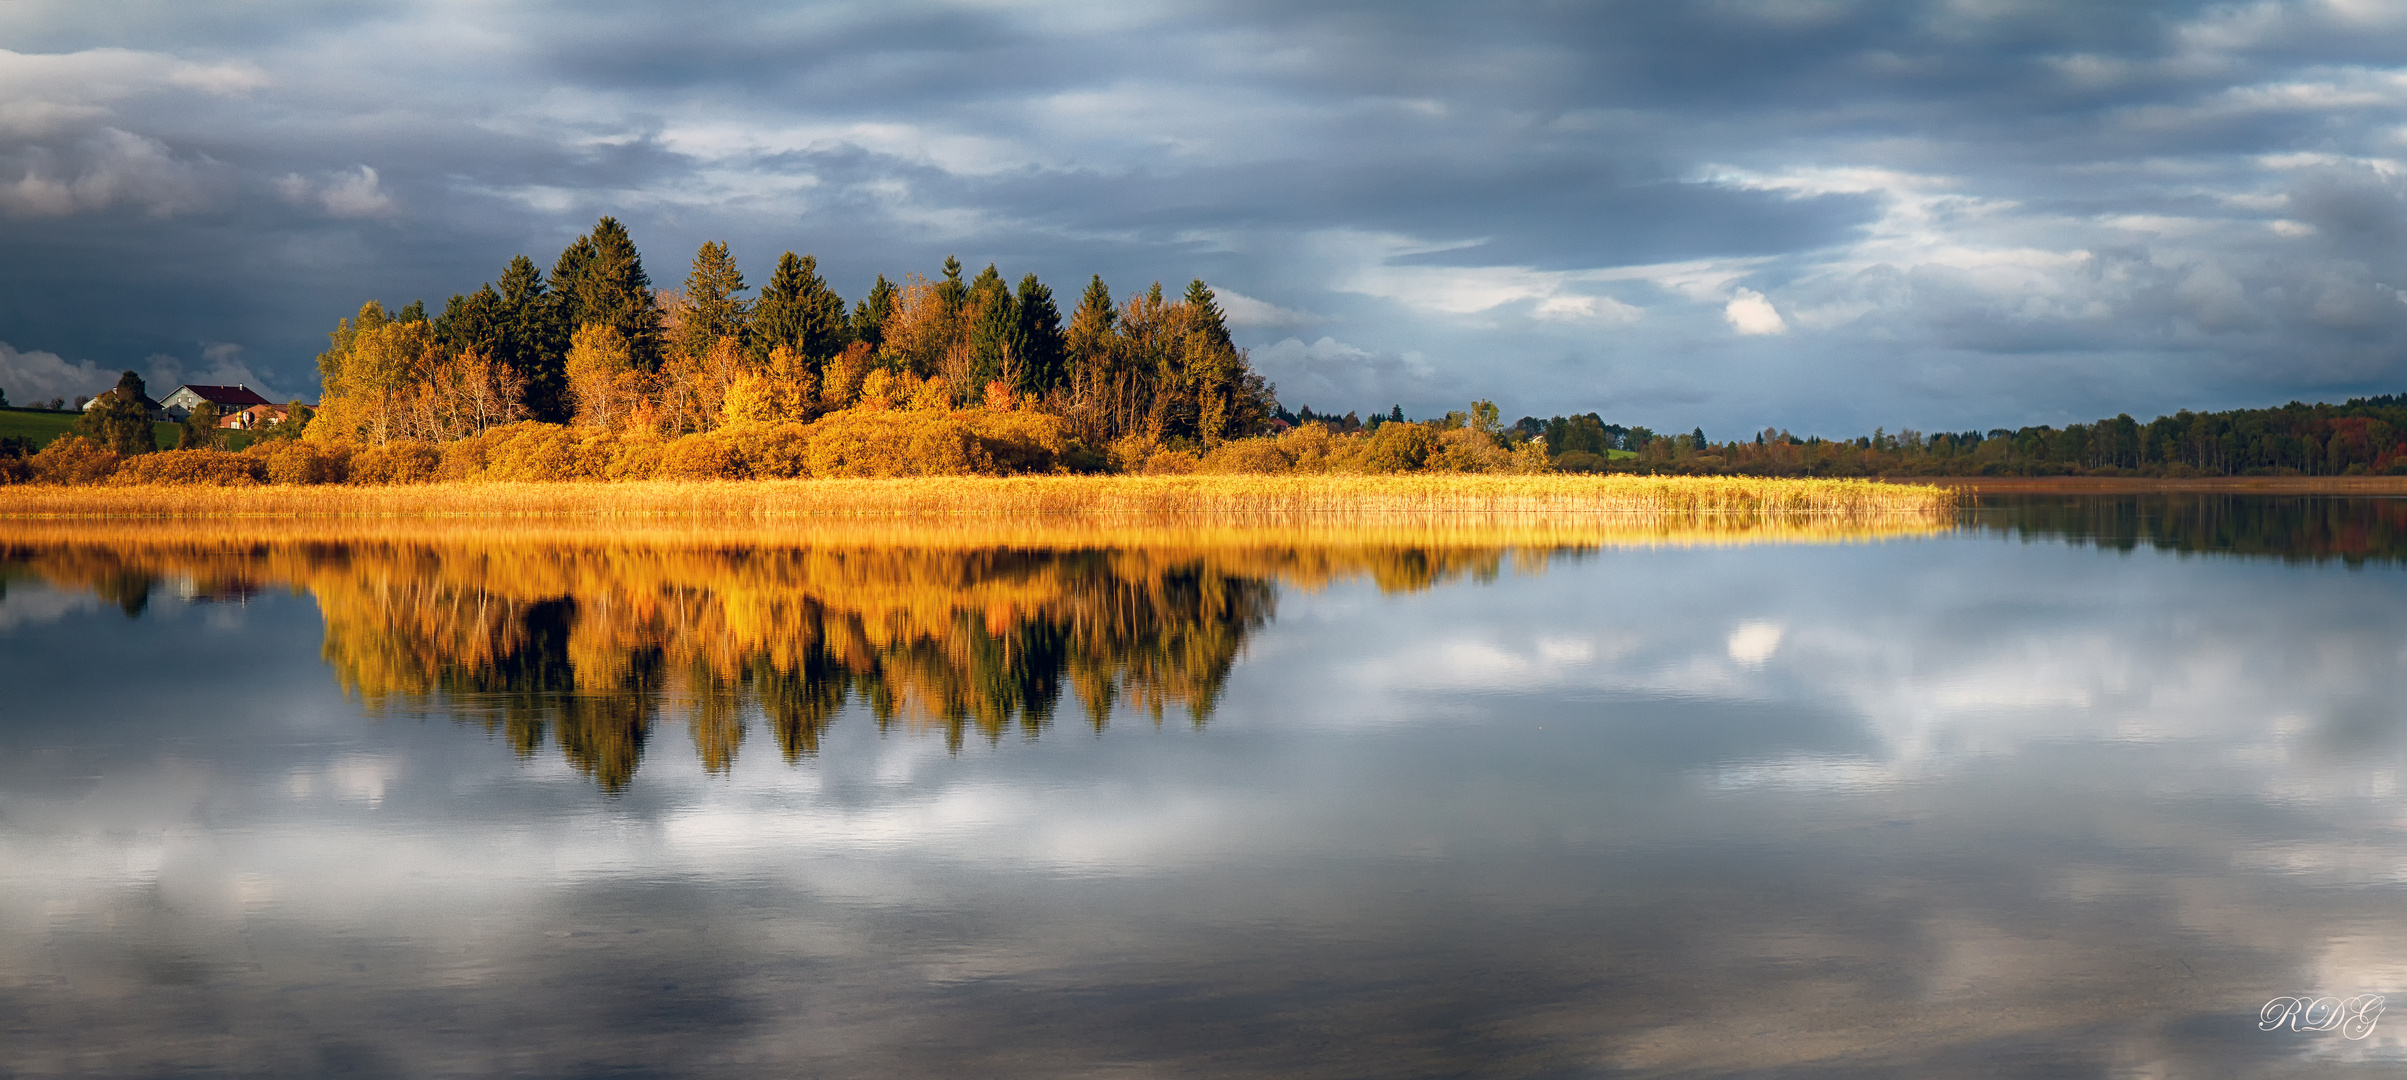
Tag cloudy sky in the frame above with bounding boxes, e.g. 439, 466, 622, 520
6, 0, 2407, 435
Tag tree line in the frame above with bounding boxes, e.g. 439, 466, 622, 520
308, 216, 1275, 455
1514, 396, 2407, 478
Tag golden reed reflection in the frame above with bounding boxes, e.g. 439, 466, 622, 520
2, 515, 1945, 790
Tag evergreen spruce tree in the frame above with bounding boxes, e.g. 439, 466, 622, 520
556, 217, 658, 370
395, 299, 427, 323
1182, 280, 1233, 352
676, 240, 749, 362
435, 285, 504, 359
851, 275, 896, 350
936, 256, 966, 318
497, 254, 569, 422
1014, 273, 1065, 394
751, 251, 849, 367
965, 264, 1021, 391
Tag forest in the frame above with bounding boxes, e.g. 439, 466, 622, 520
1, 213, 2405, 484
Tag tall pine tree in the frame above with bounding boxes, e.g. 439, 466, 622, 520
851, 275, 897, 350
497, 254, 569, 422
558, 217, 659, 370
751, 252, 848, 367
1014, 273, 1065, 394
965, 264, 1021, 393
675, 240, 749, 362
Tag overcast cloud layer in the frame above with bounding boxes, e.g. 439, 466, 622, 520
7, 0, 2407, 433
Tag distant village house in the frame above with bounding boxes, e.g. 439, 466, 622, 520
158, 384, 273, 423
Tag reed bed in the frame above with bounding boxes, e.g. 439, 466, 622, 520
0, 512, 1950, 553
0, 474, 1953, 523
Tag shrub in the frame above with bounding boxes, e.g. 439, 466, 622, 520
1353, 422, 1438, 473
246, 440, 349, 484
1200, 437, 1295, 474
1555, 450, 1612, 474
961, 409, 1088, 474
1275, 424, 1340, 474
801, 409, 990, 478
27, 436, 121, 485
1426, 428, 1510, 473
656, 433, 745, 480
717, 422, 814, 479
471, 422, 610, 482
1139, 448, 1200, 475
349, 440, 442, 484
111, 449, 265, 486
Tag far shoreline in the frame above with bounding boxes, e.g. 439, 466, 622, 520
1887, 475, 2407, 495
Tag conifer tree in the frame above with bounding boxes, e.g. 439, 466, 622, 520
851, 275, 896, 350
936, 256, 966, 318
497, 254, 569, 422
965, 264, 1021, 392
558, 217, 659, 370
750, 252, 848, 367
675, 240, 749, 362
1014, 274, 1064, 394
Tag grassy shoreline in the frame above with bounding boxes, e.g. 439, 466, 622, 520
1896, 475, 2407, 495
0, 474, 1954, 520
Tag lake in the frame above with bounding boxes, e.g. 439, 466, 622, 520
4, 495, 2406, 1077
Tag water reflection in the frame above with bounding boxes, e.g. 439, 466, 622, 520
4, 536, 1550, 790
1973, 492, 2407, 564
7, 501, 2407, 1075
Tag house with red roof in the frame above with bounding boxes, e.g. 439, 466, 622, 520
159, 384, 273, 423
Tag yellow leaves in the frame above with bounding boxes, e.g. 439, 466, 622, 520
565, 322, 647, 431
109, 449, 263, 486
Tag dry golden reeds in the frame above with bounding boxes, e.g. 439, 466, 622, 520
0, 473, 1954, 525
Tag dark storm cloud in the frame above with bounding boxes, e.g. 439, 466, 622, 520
4, 0, 2407, 430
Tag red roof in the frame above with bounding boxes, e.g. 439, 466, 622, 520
176, 384, 274, 408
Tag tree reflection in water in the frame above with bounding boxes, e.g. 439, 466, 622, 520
6, 539, 1529, 791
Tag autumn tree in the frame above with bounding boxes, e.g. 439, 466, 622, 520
564, 323, 648, 430
176, 401, 222, 450
78, 371, 158, 455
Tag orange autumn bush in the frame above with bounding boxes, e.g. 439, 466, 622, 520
111, 449, 265, 486
27, 436, 122, 485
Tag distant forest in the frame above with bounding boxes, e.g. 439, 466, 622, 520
5, 213, 2406, 481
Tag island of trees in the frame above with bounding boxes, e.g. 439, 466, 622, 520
1, 214, 2404, 485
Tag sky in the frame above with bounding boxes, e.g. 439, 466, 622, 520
5, 0, 2407, 436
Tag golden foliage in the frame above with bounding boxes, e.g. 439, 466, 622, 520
26, 436, 121, 485
110, 449, 263, 486
564, 323, 650, 431
348, 439, 442, 484
246, 440, 350, 484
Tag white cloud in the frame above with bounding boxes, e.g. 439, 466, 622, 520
1724, 288, 1788, 335
275, 165, 396, 218
0, 341, 115, 405
1533, 293, 1644, 324
1727, 620, 1785, 666
1214, 288, 1315, 330
0, 128, 217, 218
143, 344, 281, 401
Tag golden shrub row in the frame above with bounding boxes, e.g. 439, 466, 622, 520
8, 409, 1561, 487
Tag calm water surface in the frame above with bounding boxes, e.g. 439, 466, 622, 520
7, 496, 2407, 1077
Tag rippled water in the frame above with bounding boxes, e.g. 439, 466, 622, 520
6, 496, 2407, 1077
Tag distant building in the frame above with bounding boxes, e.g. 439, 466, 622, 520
160, 384, 273, 422
221, 403, 293, 430
82, 388, 167, 421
